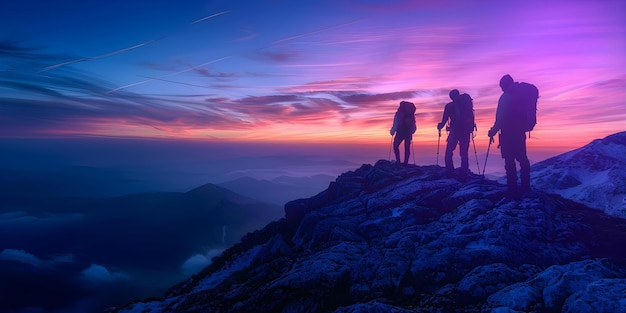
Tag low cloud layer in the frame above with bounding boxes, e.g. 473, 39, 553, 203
182, 248, 225, 276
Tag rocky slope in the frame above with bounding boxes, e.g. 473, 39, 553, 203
112, 161, 626, 313
530, 131, 626, 219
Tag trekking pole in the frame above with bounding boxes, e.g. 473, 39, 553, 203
388, 135, 393, 161
479, 135, 494, 192
412, 140, 416, 165
483, 136, 494, 176
471, 126, 480, 174
436, 129, 441, 166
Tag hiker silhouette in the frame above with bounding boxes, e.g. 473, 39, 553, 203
488, 74, 533, 198
390, 101, 416, 165
437, 90, 475, 180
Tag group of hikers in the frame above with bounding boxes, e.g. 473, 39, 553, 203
389, 74, 539, 198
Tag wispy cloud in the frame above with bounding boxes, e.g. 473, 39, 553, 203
267, 19, 363, 47
191, 11, 230, 25
0, 249, 43, 267
0, 248, 76, 268
39, 39, 159, 73
80, 264, 129, 284
335, 91, 417, 105
108, 56, 231, 93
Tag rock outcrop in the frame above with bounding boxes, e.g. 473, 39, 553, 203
530, 131, 626, 219
113, 160, 626, 313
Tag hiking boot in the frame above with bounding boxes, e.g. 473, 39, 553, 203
446, 169, 455, 178
505, 186, 521, 200
456, 168, 470, 182
457, 173, 468, 183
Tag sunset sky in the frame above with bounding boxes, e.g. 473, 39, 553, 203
1, 0, 625, 164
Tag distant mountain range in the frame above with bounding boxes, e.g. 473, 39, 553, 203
530, 131, 626, 219
218, 174, 334, 206
0, 182, 282, 313
0, 161, 342, 312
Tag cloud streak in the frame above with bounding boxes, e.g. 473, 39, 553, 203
39, 39, 159, 73
191, 10, 230, 25
108, 56, 231, 93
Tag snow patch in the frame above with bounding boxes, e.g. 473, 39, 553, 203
192, 245, 262, 293
115, 297, 180, 313
181, 248, 224, 276
465, 239, 493, 250
392, 207, 405, 217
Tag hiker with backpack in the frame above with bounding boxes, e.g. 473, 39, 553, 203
437, 90, 475, 181
488, 74, 538, 198
390, 100, 417, 165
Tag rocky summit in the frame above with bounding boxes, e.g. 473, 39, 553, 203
113, 160, 626, 313
530, 131, 626, 219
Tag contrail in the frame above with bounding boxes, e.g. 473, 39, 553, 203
138, 76, 213, 89
38, 58, 89, 73
39, 39, 159, 73
267, 19, 362, 47
39, 10, 229, 73
107, 56, 231, 93
191, 10, 230, 24
107, 79, 154, 94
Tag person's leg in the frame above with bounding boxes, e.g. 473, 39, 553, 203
500, 132, 520, 197
504, 157, 518, 197
454, 132, 470, 181
459, 132, 470, 174
520, 156, 530, 193
393, 135, 401, 163
403, 136, 411, 164
444, 133, 457, 176
516, 134, 531, 193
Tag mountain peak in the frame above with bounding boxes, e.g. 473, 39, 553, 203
113, 159, 626, 313
531, 131, 626, 219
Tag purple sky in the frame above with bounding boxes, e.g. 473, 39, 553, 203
1, 0, 625, 165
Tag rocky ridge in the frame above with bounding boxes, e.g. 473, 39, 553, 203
530, 131, 626, 219
113, 160, 626, 313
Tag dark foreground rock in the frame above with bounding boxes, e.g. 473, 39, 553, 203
112, 161, 626, 313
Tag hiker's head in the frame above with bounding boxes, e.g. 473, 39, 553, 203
499, 74, 514, 92
449, 89, 460, 101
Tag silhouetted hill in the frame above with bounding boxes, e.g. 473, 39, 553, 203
531, 131, 626, 219
218, 174, 334, 206
0, 183, 282, 313
112, 160, 626, 313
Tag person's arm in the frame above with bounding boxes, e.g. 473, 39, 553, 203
390, 112, 398, 135
437, 103, 451, 130
489, 93, 508, 137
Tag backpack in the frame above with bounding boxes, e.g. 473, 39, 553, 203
397, 101, 416, 134
453, 93, 475, 134
509, 82, 539, 132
